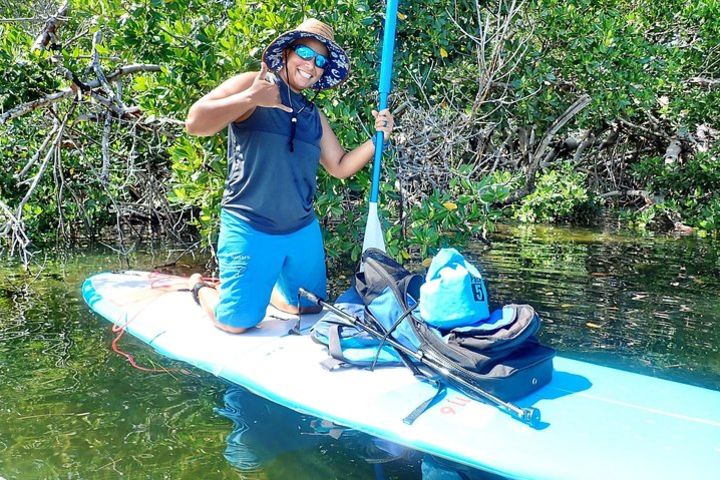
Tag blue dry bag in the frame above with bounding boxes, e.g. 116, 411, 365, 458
419, 248, 490, 329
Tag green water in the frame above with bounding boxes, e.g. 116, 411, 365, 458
1, 226, 719, 479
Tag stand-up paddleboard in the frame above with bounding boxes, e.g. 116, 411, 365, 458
83, 271, 720, 479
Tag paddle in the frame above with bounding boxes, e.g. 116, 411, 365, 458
298, 288, 543, 428
362, 0, 400, 254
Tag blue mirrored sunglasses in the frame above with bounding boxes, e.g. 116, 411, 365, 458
291, 44, 329, 69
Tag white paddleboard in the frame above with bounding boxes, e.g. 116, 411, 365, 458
83, 271, 720, 479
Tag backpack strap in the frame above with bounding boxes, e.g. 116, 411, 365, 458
402, 377, 447, 425
327, 324, 345, 361
320, 357, 350, 371
370, 303, 416, 369
318, 324, 354, 371
320, 323, 403, 371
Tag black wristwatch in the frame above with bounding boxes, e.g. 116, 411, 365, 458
191, 282, 212, 305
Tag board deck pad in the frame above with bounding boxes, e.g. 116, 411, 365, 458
83, 271, 720, 479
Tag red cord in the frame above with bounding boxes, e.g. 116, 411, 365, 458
111, 322, 172, 373
108, 271, 210, 376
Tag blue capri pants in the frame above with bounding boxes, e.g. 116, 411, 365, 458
215, 209, 328, 329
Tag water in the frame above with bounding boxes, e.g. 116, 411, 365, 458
479, 225, 720, 389
1, 226, 719, 479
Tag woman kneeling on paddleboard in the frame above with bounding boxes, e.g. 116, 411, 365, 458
185, 19, 394, 333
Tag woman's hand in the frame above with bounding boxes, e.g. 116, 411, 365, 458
372, 108, 394, 141
248, 63, 293, 113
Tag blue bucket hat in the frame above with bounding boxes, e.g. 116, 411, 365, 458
262, 18, 351, 91
419, 248, 490, 329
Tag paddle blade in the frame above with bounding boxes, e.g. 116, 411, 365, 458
362, 202, 386, 253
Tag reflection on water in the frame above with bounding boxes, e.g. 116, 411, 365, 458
475, 225, 720, 390
215, 385, 502, 480
216, 385, 412, 479
0, 226, 719, 478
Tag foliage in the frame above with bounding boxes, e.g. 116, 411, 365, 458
521, 0, 719, 128
0, 1, 192, 260
1, 0, 719, 264
508, 0, 719, 233
628, 147, 720, 234
513, 164, 594, 224
385, 164, 510, 260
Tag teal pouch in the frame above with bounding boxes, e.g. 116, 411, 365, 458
419, 248, 490, 328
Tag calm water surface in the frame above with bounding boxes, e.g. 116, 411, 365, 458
1, 225, 719, 479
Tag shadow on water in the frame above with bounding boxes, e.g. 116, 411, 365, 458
1, 226, 719, 479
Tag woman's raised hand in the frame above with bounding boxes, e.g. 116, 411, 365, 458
249, 63, 293, 113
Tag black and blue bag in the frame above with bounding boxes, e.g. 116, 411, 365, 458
312, 248, 555, 402
310, 288, 404, 370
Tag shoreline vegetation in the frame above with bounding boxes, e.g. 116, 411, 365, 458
1, 0, 718, 268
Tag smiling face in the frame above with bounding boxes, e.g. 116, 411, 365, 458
282, 38, 329, 92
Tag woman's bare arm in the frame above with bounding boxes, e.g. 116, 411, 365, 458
185, 64, 292, 137
319, 109, 394, 179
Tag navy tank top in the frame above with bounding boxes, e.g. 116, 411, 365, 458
222, 77, 323, 234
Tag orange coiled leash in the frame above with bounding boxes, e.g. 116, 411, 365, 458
111, 321, 178, 374
109, 271, 217, 375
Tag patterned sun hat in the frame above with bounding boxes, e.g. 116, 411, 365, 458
262, 18, 351, 91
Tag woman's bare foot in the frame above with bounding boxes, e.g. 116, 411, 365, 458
188, 273, 204, 290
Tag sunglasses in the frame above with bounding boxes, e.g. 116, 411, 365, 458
291, 44, 329, 69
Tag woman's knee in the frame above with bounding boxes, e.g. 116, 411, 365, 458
213, 321, 249, 334
215, 305, 266, 333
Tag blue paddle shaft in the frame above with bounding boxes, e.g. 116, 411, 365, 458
370, 0, 399, 203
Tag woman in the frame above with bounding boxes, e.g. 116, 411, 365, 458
184, 19, 395, 333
